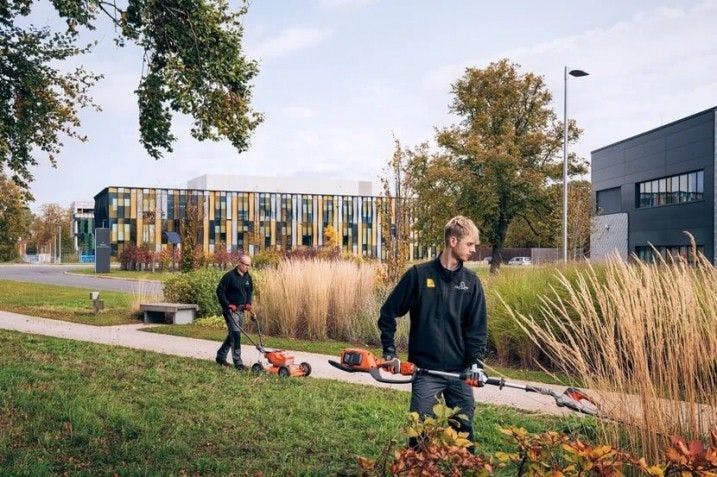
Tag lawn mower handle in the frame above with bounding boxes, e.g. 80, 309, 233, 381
230, 310, 270, 354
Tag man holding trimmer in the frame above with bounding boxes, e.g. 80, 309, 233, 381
216, 254, 253, 370
378, 215, 488, 444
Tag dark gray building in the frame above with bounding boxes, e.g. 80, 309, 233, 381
591, 107, 715, 264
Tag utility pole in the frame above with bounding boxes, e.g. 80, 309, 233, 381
395, 153, 401, 262
58, 225, 62, 263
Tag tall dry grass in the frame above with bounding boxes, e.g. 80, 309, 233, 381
505, 251, 717, 461
254, 259, 400, 345
130, 280, 164, 314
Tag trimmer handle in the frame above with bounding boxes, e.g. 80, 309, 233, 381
368, 366, 416, 384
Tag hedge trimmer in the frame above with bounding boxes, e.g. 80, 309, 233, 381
328, 348, 599, 417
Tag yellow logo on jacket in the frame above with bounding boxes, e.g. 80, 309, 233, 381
426, 278, 435, 288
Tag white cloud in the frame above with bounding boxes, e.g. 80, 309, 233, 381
317, 0, 378, 11
252, 27, 333, 59
421, 1, 717, 164
281, 106, 318, 120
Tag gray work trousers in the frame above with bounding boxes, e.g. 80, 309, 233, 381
216, 309, 243, 366
409, 371, 476, 443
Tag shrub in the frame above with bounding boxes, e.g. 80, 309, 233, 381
212, 245, 231, 269
194, 315, 225, 328
158, 247, 174, 271
359, 404, 717, 476
118, 244, 137, 270
252, 248, 282, 269
164, 268, 224, 317
358, 401, 493, 476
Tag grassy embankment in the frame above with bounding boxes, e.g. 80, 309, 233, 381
0, 329, 595, 476
0, 280, 139, 326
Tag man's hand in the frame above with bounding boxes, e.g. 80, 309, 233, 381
463, 363, 488, 387
383, 353, 401, 374
227, 304, 238, 313
242, 303, 253, 313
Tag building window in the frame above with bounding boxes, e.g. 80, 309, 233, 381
636, 170, 704, 208
635, 244, 704, 263
596, 187, 621, 214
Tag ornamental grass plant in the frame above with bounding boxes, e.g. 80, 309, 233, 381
254, 259, 401, 345
506, 249, 717, 461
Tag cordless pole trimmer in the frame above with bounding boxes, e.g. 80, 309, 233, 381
329, 348, 599, 417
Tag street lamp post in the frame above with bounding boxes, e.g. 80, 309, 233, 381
563, 67, 589, 262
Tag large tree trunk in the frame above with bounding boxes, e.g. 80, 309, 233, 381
489, 217, 509, 274
489, 245, 503, 274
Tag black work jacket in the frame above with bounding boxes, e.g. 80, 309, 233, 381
378, 257, 487, 372
216, 268, 253, 311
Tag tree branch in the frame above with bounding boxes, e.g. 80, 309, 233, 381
516, 213, 543, 237
98, 1, 123, 28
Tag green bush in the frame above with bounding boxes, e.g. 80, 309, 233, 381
483, 263, 606, 367
194, 315, 225, 328
252, 248, 282, 269
164, 268, 225, 317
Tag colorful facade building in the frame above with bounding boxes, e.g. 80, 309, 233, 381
71, 201, 95, 259
93, 175, 429, 259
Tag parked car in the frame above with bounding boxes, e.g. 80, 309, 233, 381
507, 256, 532, 266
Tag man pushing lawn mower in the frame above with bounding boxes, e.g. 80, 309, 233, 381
216, 254, 253, 370
378, 215, 488, 446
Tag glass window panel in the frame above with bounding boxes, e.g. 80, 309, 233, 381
697, 170, 704, 194
688, 172, 697, 200
667, 176, 676, 204
679, 174, 688, 203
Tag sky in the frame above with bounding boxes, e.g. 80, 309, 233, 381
22, 0, 717, 211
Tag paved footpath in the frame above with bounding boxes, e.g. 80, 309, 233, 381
0, 310, 580, 417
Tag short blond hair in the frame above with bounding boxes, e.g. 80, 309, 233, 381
444, 216, 479, 246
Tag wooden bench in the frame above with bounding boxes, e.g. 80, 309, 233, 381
140, 303, 199, 325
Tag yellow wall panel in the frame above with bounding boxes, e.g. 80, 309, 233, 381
130, 190, 136, 218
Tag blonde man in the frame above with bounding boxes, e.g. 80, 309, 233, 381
378, 216, 488, 446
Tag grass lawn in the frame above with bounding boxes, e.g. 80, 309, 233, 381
144, 324, 570, 385
0, 280, 139, 326
68, 267, 175, 282
0, 330, 595, 476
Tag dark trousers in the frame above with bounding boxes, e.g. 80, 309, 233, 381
409, 372, 476, 444
216, 309, 243, 366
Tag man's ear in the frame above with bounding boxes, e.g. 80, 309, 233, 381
448, 235, 458, 247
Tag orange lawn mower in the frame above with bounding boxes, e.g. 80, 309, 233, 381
328, 348, 600, 417
231, 310, 312, 378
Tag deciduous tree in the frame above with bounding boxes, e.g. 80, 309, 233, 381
0, 172, 31, 261
504, 179, 592, 259
1, 0, 262, 191
408, 59, 586, 272
29, 203, 73, 259
379, 137, 413, 283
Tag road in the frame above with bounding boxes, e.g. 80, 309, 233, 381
0, 264, 163, 295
